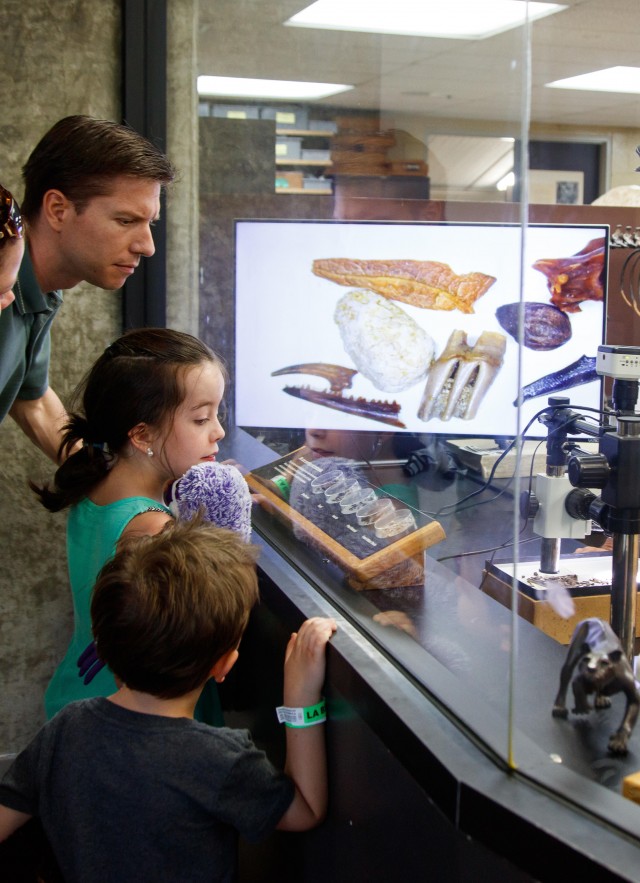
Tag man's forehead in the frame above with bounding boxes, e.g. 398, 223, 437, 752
94, 177, 161, 213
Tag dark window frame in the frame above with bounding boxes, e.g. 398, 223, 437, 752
121, 0, 168, 330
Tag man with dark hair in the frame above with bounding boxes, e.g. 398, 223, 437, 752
1, 115, 176, 460
0, 518, 337, 882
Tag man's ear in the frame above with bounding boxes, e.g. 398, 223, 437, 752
210, 649, 239, 684
41, 189, 74, 232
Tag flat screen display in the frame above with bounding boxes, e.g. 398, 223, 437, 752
235, 220, 607, 437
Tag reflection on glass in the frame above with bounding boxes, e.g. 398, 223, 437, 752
197, 0, 640, 833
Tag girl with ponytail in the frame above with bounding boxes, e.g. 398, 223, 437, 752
32, 327, 228, 723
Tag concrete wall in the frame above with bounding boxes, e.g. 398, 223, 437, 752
167, 0, 200, 336
0, 0, 198, 754
0, 0, 121, 754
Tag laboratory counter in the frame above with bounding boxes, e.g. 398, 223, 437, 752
219, 428, 640, 883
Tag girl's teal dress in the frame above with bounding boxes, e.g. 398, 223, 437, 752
45, 496, 223, 725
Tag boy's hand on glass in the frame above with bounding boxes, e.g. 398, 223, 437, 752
283, 617, 337, 709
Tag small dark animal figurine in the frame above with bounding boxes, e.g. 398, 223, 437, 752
552, 618, 640, 755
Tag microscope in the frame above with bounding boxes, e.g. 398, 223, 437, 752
521, 345, 640, 659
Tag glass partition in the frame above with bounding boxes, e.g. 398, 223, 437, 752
195, 0, 640, 840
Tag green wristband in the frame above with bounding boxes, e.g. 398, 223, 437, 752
276, 698, 326, 728
270, 475, 290, 499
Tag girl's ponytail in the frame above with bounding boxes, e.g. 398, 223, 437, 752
31, 414, 113, 511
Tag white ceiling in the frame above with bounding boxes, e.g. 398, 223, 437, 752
197, 0, 640, 192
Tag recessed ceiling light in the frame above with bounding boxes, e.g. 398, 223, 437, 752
285, 0, 567, 40
197, 76, 352, 101
546, 66, 640, 94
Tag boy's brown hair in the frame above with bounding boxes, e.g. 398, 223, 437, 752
91, 517, 259, 698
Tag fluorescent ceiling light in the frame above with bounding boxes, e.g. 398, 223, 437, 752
546, 66, 640, 94
285, 0, 567, 40
197, 76, 352, 101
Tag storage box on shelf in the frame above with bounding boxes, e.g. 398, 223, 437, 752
301, 147, 332, 162
274, 126, 334, 195
275, 171, 304, 192
211, 104, 261, 119
261, 105, 309, 129
303, 176, 332, 191
331, 116, 395, 175
308, 119, 338, 134
276, 136, 302, 159
330, 119, 395, 176
328, 116, 431, 200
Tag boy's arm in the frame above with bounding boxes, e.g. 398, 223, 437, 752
0, 805, 32, 842
276, 617, 337, 832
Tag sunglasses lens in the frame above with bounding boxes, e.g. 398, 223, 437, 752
0, 186, 23, 240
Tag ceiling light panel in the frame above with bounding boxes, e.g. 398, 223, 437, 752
197, 76, 352, 100
286, 0, 567, 40
546, 66, 640, 94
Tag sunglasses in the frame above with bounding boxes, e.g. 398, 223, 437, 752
0, 185, 24, 241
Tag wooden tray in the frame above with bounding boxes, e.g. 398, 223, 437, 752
247, 449, 445, 589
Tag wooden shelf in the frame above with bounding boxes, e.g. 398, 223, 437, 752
276, 129, 335, 137
275, 187, 332, 195
276, 158, 332, 167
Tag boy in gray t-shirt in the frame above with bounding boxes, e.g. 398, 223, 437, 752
0, 518, 337, 883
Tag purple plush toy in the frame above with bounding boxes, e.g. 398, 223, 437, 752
164, 461, 253, 542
